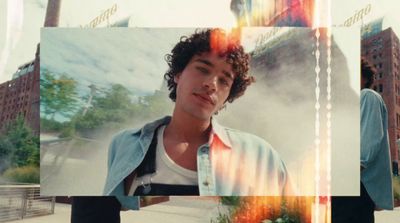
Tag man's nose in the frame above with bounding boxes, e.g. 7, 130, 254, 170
203, 75, 217, 92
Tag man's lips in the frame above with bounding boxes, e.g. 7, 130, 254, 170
193, 93, 215, 105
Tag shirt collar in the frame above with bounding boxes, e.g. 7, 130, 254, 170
210, 117, 232, 148
134, 115, 232, 148
131, 116, 171, 136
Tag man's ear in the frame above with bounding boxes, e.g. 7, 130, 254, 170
174, 73, 181, 84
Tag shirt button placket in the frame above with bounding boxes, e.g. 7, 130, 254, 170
197, 145, 213, 195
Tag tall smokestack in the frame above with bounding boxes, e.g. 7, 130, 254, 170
44, 0, 62, 27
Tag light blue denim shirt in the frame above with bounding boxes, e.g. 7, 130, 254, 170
361, 89, 394, 210
103, 116, 291, 210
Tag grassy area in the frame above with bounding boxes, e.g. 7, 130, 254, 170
2, 166, 40, 184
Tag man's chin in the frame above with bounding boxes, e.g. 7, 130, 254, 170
190, 111, 213, 121
182, 106, 214, 121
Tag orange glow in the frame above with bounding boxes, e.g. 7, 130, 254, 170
209, 28, 242, 53
229, 196, 320, 223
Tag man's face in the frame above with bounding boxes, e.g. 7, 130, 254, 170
174, 52, 235, 120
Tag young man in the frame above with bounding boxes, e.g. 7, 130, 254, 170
331, 58, 394, 223
103, 28, 291, 210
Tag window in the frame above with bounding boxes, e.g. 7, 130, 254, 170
379, 84, 383, 93
27, 64, 34, 72
397, 113, 400, 127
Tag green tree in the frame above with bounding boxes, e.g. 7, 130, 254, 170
72, 84, 172, 137
40, 69, 79, 120
74, 84, 135, 132
0, 116, 39, 172
140, 90, 172, 118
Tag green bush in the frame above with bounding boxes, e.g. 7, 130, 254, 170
3, 166, 39, 184
40, 118, 63, 132
220, 196, 241, 206
59, 122, 76, 138
394, 176, 400, 200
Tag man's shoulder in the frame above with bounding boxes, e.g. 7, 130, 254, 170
223, 127, 277, 153
222, 127, 289, 180
111, 128, 141, 145
115, 127, 141, 137
361, 88, 385, 106
111, 116, 171, 145
361, 88, 383, 100
224, 127, 267, 142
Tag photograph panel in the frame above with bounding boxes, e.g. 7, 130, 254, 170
40, 27, 359, 197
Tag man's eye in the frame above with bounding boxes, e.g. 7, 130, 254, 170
219, 78, 229, 86
196, 67, 209, 74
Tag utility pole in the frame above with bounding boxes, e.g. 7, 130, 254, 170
82, 84, 97, 116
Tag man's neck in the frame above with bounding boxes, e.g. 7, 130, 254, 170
163, 108, 212, 171
165, 109, 211, 144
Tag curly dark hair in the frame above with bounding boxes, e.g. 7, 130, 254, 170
361, 57, 376, 89
164, 28, 254, 103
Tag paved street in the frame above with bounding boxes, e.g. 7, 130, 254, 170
375, 207, 400, 223
40, 138, 109, 195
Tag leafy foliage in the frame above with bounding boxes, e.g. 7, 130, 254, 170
394, 176, 400, 201
0, 116, 39, 173
212, 197, 303, 223
40, 76, 173, 140
71, 84, 172, 136
40, 69, 78, 120
40, 118, 64, 132
73, 84, 133, 131
220, 196, 241, 206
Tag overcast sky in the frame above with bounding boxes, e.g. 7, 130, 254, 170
1, 0, 400, 84
41, 28, 195, 97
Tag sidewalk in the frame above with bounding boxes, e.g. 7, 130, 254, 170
8, 197, 220, 223
8, 198, 400, 223
375, 206, 400, 223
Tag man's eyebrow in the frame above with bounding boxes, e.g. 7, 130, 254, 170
194, 58, 234, 80
222, 71, 234, 80
194, 58, 214, 67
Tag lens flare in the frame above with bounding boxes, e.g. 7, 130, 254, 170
209, 28, 243, 54
0, 0, 24, 79
228, 196, 317, 223
231, 0, 315, 27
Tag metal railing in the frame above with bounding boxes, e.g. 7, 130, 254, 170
0, 185, 55, 222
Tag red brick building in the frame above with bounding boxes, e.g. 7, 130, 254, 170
362, 26, 400, 174
0, 45, 40, 136
0, 0, 58, 136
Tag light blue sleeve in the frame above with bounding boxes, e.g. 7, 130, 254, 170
105, 133, 140, 210
360, 91, 385, 168
115, 184, 140, 210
